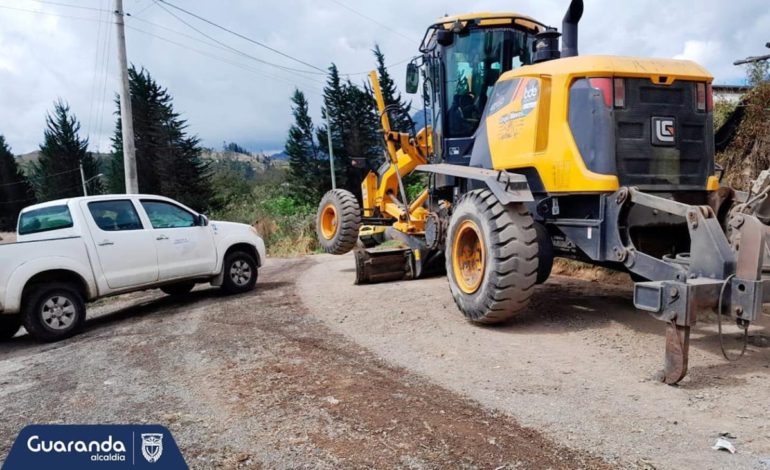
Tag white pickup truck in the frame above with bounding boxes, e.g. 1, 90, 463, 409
0, 194, 266, 342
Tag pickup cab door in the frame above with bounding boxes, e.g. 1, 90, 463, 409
81, 199, 159, 289
139, 200, 217, 281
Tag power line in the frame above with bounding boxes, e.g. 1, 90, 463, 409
342, 57, 412, 76
155, 0, 327, 74
0, 182, 88, 205
126, 25, 325, 95
151, 1, 411, 77
85, 0, 108, 140
4, 1, 409, 79
94, 0, 113, 153
151, 0, 326, 78
127, 14, 324, 87
132, 0, 156, 16
326, 0, 419, 44
0, 4, 104, 21
20, 0, 108, 13
0, 167, 82, 189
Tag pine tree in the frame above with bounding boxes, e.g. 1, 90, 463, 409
373, 44, 412, 131
286, 89, 329, 204
223, 142, 249, 155
316, 64, 382, 198
30, 100, 102, 201
108, 66, 211, 210
0, 136, 35, 230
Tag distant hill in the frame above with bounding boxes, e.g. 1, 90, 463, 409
201, 149, 288, 171
16, 151, 111, 173
269, 151, 289, 161
15, 148, 288, 176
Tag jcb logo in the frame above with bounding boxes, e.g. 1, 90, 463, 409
652, 117, 676, 146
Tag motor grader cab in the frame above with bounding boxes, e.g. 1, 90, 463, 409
316, 0, 770, 384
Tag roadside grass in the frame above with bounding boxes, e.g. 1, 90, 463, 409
210, 182, 318, 257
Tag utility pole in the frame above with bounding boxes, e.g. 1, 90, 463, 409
79, 165, 104, 197
114, 0, 138, 193
326, 117, 336, 189
79, 163, 87, 196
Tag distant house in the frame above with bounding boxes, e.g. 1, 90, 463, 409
713, 84, 753, 104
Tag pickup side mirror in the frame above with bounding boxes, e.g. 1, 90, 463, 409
197, 214, 209, 226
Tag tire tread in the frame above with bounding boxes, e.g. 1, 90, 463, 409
446, 189, 539, 324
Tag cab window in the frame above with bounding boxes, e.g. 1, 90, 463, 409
88, 200, 143, 231
141, 200, 196, 229
18, 205, 73, 235
444, 28, 534, 138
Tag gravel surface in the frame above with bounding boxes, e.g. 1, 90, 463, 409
0, 257, 609, 469
0, 232, 15, 244
301, 254, 770, 470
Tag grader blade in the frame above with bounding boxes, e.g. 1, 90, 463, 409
354, 248, 412, 284
662, 324, 690, 384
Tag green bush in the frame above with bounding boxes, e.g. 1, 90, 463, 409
209, 169, 319, 257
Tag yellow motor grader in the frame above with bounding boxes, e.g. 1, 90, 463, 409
315, 0, 770, 384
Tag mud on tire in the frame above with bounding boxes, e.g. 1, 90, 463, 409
445, 189, 539, 324
316, 189, 361, 255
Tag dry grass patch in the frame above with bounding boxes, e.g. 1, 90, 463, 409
551, 259, 631, 286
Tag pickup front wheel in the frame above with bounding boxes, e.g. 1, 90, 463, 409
22, 283, 86, 342
222, 251, 258, 294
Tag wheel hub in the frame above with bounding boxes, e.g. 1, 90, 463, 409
320, 204, 338, 240
230, 260, 252, 286
452, 220, 485, 294
41, 296, 75, 330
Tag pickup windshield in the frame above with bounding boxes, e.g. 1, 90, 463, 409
18, 205, 74, 235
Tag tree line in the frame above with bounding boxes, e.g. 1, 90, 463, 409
1, 44, 408, 231
0, 66, 211, 230
285, 45, 411, 205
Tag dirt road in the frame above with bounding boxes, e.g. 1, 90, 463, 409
301, 254, 770, 470
0, 258, 608, 469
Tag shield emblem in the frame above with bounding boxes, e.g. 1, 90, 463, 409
141, 433, 164, 463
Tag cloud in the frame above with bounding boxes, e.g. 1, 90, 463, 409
0, 0, 767, 155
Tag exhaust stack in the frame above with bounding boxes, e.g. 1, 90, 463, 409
561, 0, 584, 58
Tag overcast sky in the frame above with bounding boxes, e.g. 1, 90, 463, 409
0, 0, 767, 155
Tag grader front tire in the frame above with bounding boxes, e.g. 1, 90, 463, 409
316, 189, 362, 255
446, 189, 539, 324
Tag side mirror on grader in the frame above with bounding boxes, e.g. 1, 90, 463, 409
405, 62, 419, 95
315, 0, 770, 385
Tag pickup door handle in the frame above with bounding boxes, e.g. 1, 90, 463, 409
97, 240, 114, 246
156, 235, 169, 241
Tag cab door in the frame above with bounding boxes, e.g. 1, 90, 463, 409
82, 199, 159, 289
139, 199, 217, 281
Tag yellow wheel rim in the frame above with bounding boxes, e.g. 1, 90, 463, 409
320, 204, 338, 240
452, 220, 485, 294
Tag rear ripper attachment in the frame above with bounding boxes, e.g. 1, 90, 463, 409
606, 186, 770, 384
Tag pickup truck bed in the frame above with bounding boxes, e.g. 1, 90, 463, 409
0, 237, 94, 315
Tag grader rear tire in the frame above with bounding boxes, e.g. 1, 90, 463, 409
446, 189, 538, 324
316, 189, 361, 255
